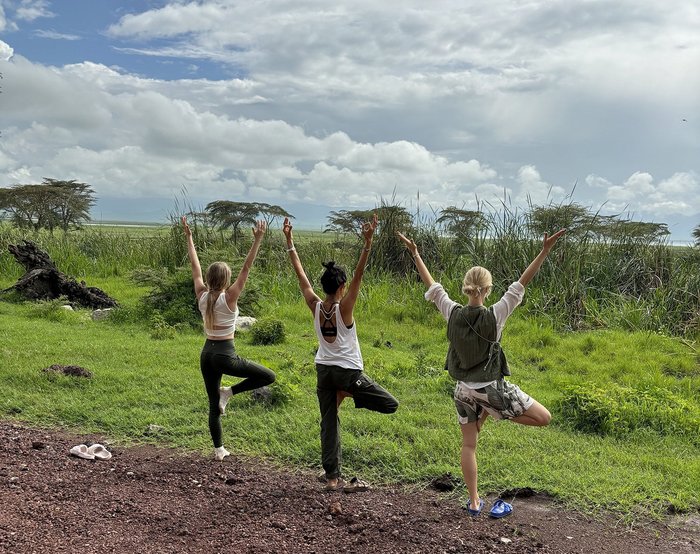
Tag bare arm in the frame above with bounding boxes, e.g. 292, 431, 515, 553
226, 220, 266, 304
182, 216, 206, 298
283, 217, 321, 312
519, 229, 566, 287
339, 213, 377, 321
396, 232, 435, 288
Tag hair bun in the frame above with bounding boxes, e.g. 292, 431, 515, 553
322, 261, 336, 270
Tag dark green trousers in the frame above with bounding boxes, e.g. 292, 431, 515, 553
316, 363, 399, 479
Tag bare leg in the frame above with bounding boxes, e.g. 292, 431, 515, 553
460, 422, 480, 511
511, 400, 551, 427
336, 390, 352, 408
476, 411, 489, 434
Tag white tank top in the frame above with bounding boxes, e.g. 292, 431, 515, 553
198, 291, 239, 337
314, 302, 363, 370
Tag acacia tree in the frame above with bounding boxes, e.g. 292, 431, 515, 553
43, 179, 95, 231
205, 200, 261, 244
205, 200, 294, 243
0, 180, 95, 232
372, 204, 417, 273
324, 209, 374, 238
0, 184, 58, 231
595, 218, 670, 243
253, 202, 294, 230
0, 186, 34, 229
528, 203, 593, 239
324, 204, 417, 273
437, 207, 486, 241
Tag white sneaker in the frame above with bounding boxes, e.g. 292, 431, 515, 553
214, 446, 230, 461
218, 386, 233, 415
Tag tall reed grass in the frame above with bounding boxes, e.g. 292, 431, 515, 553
1, 197, 698, 339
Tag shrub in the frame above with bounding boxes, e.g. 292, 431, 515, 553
250, 380, 297, 406
28, 298, 84, 324
250, 318, 286, 345
557, 383, 700, 444
149, 313, 176, 340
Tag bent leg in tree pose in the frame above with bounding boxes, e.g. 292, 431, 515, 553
183, 216, 276, 461
398, 229, 564, 516
283, 215, 398, 491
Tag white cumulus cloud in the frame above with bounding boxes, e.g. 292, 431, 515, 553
0, 39, 13, 60
0, 1, 697, 238
516, 165, 566, 205
597, 171, 699, 216
15, 0, 53, 22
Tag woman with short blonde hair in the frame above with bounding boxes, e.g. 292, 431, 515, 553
398, 229, 565, 519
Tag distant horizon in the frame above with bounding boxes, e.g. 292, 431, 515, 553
84, 200, 697, 245
2, 197, 696, 243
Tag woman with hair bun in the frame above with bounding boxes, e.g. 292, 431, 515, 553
398, 229, 565, 518
182, 216, 276, 461
283, 214, 398, 492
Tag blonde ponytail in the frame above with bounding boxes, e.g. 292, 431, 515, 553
204, 262, 231, 330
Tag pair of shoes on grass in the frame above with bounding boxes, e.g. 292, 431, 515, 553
70, 443, 112, 460
219, 386, 233, 415
319, 472, 371, 493
466, 498, 512, 518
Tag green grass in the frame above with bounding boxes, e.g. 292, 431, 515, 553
1, 218, 698, 518
1, 279, 698, 520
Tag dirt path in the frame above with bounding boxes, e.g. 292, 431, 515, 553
0, 422, 697, 554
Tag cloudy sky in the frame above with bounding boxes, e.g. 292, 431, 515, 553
0, 0, 698, 239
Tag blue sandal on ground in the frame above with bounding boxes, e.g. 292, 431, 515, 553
488, 499, 513, 518
465, 498, 484, 517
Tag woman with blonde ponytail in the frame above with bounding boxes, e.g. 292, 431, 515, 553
398, 229, 565, 519
183, 216, 275, 461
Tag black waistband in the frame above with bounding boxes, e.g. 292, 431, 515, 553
202, 338, 235, 353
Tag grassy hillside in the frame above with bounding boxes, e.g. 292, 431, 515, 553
0, 274, 697, 518
1, 216, 698, 518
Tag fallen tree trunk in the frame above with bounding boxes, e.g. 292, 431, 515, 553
4, 240, 118, 309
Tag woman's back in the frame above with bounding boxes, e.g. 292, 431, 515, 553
199, 291, 239, 338
313, 302, 363, 370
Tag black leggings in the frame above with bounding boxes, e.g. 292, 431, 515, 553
200, 339, 276, 447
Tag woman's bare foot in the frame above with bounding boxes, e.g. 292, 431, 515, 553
324, 477, 345, 491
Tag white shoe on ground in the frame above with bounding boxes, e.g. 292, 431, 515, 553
69, 444, 94, 460
87, 443, 112, 460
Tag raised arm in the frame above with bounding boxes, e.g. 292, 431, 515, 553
182, 216, 207, 298
396, 232, 435, 288
339, 213, 377, 318
283, 217, 321, 312
398, 231, 460, 320
518, 229, 566, 287
226, 220, 266, 304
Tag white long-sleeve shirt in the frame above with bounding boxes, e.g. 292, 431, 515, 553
425, 281, 525, 388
